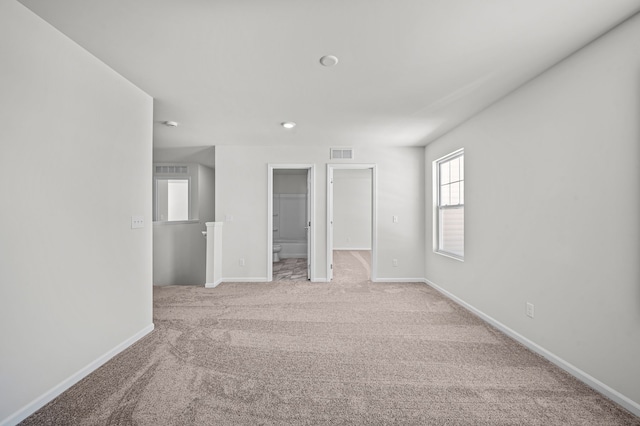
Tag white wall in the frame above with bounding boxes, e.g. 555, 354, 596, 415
333, 169, 372, 250
152, 162, 215, 286
199, 163, 216, 222
0, 1, 153, 423
216, 145, 424, 281
273, 171, 307, 194
425, 13, 640, 413
153, 223, 207, 285
154, 146, 215, 169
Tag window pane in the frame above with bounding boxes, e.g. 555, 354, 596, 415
450, 182, 460, 205
439, 207, 464, 257
449, 157, 460, 182
459, 155, 464, 181
440, 184, 450, 206
167, 179, 189, 221
440, 161, 450, 185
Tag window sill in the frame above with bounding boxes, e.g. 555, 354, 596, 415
153, 220, 200, 226
434, 250, 464, 262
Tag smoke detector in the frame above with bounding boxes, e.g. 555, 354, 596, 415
319, 55, 339, 67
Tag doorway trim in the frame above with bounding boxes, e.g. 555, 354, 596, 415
267, 164, 315, 281
326, 163, 377, 282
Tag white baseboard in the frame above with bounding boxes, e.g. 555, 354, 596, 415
217, 277, 331, 283
372, 278, 425, 283
204, 278, 223, 288
220, 277, 268, 283
423, 278, 640, 418
279, 254, 307, 259
1, 323, 155, 426
334, 248, 371, 251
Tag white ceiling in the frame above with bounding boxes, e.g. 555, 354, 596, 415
18, 0, 640, 149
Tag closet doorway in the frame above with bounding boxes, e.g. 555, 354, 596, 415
327, 164, 377, 282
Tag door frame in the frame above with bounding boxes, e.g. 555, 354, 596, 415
267, 164, 315, 281
326, 163, 377, 281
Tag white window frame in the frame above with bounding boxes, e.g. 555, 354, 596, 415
153, 163, 198, 224
433, 148, 464, 261
154, 176, 192, 222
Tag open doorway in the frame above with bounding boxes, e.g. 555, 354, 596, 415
267, 165, 315, 281
327, 164, 377, 282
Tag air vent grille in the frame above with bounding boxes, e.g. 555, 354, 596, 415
330, 148, 354, 160
155, 165, 188, 174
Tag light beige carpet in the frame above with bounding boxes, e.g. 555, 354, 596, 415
23, 251, 639, 425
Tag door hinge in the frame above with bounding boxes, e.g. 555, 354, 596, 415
330, 264, 333, 269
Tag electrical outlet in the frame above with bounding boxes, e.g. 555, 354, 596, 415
526, 302, 534, 318
393, 215, 399, 223
392, 259, 398, 267
131, 215, 144, 229
239, 258, 245, 267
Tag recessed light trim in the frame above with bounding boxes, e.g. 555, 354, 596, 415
319, 55, 339, 67
281, 121, 296, 129
162, 121, 179, 127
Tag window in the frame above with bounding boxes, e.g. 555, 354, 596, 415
153, 164, 195, 223
156, 178, 189, 221
434, 149, 464, 260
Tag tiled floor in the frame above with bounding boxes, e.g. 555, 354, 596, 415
273, 257, 308, 281
273, 251, 371, 282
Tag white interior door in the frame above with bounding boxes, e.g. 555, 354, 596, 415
306, 170, 311, 280
327, 166, 334, 281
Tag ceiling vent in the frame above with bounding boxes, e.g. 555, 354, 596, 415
330, 148, 354, 160
155, 165, 188, 174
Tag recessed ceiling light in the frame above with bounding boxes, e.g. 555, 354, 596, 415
281, 121, 296, 129
319, 55, 339, 67
162, 121, 179, 127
